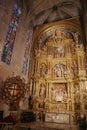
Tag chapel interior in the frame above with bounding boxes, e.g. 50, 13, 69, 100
0, 0, 87, 130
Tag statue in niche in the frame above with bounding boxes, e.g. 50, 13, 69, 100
54, 67, 61, 78
55, 88, 64, 102
54, 46, 64, 58
74, 84, 79, 91
39, 83, 46, 98
65, 31, 74, 53
40, 63, 47, 78
61, 31, 66, 40
34, 47, 41, 57
45, 30, 66, 57
54, 30, 62, 45
53, 64, 66, 78
74, 85, 80, 103
51, 85, 67, 102
69, 101, 72, 111
75, 93, 80, 104
71, 41, 75, 54
45, 102, 50, 112
73, 61, 78, 76
60, 46, 65, 57
41, 45, 47, 56
73, 32, 81, 44
46, 30, 63, 47
54, 30, 66, 58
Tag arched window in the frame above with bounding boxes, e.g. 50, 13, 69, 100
1, 3, 21, 64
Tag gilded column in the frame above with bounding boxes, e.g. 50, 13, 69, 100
71, 82, 74, 112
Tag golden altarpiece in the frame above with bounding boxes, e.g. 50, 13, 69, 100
28, 17, 87, 123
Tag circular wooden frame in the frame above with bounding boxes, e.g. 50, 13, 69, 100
0, 76, 26, 103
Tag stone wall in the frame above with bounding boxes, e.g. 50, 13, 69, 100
0, 1, 28, 83
0, 1, 29, 115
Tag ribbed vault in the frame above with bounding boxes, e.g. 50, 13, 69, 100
23, 0, 82, 26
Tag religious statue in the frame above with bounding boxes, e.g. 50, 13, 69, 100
39, 84, 46, 98
40, 63, 47, 78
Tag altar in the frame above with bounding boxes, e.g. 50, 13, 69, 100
45, 113, 70, 124
28, 17, 87, 124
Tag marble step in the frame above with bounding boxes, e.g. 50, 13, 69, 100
31, 127, 64, 130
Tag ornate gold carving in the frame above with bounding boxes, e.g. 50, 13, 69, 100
0, 76, 26, 110
29, 17, 87, 115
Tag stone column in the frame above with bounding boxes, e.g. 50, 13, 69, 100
71, 82, 74, 112
81, 0, 87, 43
48, 82, 52, 100
67, 82, 70, 98
46, 82, 49, 98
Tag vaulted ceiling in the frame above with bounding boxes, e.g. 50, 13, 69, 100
22, 0, 83, 26
0, 0, 87, 28
0, 0, 86, 43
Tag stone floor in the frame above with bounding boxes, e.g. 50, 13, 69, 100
13, 121, 79, 130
